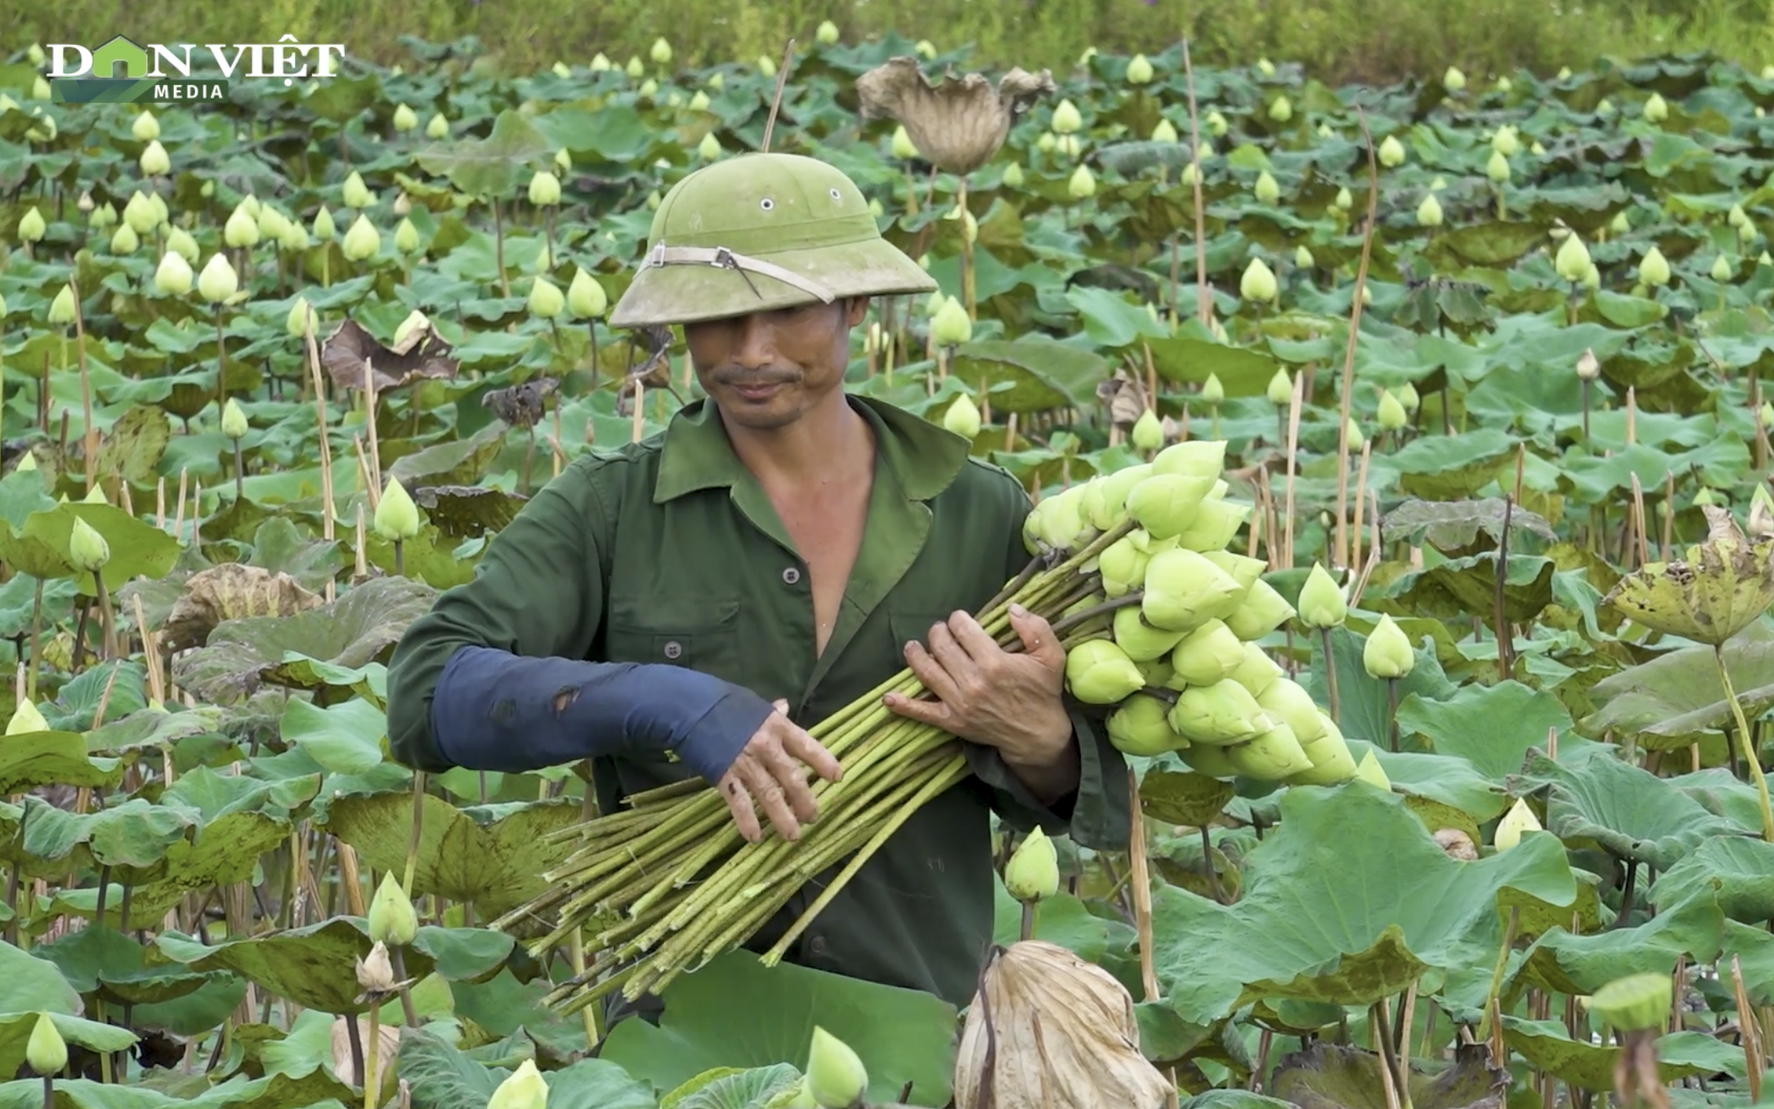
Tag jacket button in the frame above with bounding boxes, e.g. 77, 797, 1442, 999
807, 935, 828, 957
782, 566, 802, 585
663, 641, 683, 660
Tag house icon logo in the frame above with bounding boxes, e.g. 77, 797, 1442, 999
89, 35, 150, 80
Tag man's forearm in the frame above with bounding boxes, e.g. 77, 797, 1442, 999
1000, 714, 1082, 806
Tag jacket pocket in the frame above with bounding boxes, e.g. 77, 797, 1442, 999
604, 593, 744, 685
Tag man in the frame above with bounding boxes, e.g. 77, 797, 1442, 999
383, 151, 1128, 1012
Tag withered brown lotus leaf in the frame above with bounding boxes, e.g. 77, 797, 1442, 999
857, 56, 1055, 175
321, 317, 459, 394
162, 563, 324, 652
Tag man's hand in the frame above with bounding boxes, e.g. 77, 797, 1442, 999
883, 603, 1078, 800
716, 700, 843, 844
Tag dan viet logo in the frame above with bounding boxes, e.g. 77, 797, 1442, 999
47, 35, 346, 104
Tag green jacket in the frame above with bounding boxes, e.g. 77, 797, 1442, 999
384, 393, 1129, 1007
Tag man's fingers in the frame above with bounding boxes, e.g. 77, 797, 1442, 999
760, 738, 822, 825
883, 691, 949, 729
904, 638, 964, 705
736, 752, 803, 842
781, 726, 844, 783
947, 611, 1000, 661
926, 620, 976, 675
719, 771, 762, 843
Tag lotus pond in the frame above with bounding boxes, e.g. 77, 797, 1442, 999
0, 30, 1773, 1109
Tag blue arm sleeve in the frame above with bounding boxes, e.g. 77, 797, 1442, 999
428, 645, 778, 784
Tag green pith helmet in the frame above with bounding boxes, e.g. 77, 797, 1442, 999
608, 152, 937, 329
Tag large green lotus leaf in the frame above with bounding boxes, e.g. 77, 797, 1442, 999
449, 969, 590, 1060
385, 420, 510, 487
1380, 498, 1557, 558
246, 517, 343, 594
397, 1025, 656, 1109
317, 792, 579, 918
1424, 220, 1554, 268
1507, 745, 1753, 868
659, 1065, 800, 1109
1508, 889, 1725, 999
415, 109, 552, 197
130, 975, 250, 1038
0, 1013, 136, 1083
1579, 635, 1774, 749
0, 730, 124, 795
0, 1071, 354, 1109
93, 405, 172, 488
1139, 769, 1236, 827
1267, 1042, 1507, 1109
1502, 1018, 1745, 1093
1721, 919, 1774, 1006
946, 339, 1107, 413
1064, 286, 1171, 349
173, 575, 437, 704
33, 925, 225, 1007
0, 938, 83, 1015
1147, 337, 1280, 396
278, 697, 390, 776
1669, 767, 1773, 833
122, 809, 292, 893
152, 764, 321, 821
0, 796, 197, 879
1178, 1094, 1293, 1109
1299, 626, 1458, 750
1395, 682, 1573, 780
991, 881, 1137, 967
1353, 744, 1511, 823
21, 503, 183, 595
361, 525, 477, 591
1383, 553, 1557, 624
600, 950, 956, 1107
1382, 428, 1518, 500
42, 660, 149, 731
1148, 784, 1575, 1025
1648, 836, 1774, 924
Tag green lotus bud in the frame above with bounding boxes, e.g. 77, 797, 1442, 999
1598, 98, 1614, 114
1179, 741, 1239, 778
1227, 723, 1312, 779
487, 1058, 549, 1109
528, 275, 565, 320
154, 251, 194, 295
1113, 604, 1187, 661
1268, 95, 1292, 122
931, 296, 972, 346
375, 477, 421, 542
198, 253, 238, 304
1098, 534, 1153, 598
1395, 382, 1421, 414
1583, 263, 1602, 290
1496, 74, 1513, 91
1378, 135, 1405, 167
1106, 694, 1185, 756
7, 698, 50, 735
1643, 92, 1668, 122
1711, 255, 1733, 282
1291, 717, 1359, 785
1023, 484, 1091, 553
1728, 203, 1749, 228
1762, 251, 1773, 266
46, 284, 76, 325
1362, 613, 1414, 679
1294, 244, 1315, 269
1377, 389, 1411, 432
129, 108, 160, 142
1228, 642, 1284, 698
1443, 66, 1466, 91
219, 205, 256, 250
392, 310, 429, 349
1003, 826, 1059, 902
1168, 679, 1272, 746
1066, 639, 1146, 704
1173, 497, 1250, 552
368, 872, 419, 946
1168, 619, 1246, 686
1486, 149, 1510, 184
82, 485, 106, 505
161, 227, 197, 266
426, 111, 449, 138
757, 53, 776, 77
90, 200, 116, 229
1607, 210, 1631, 238
395, 216, 421, 255
1553, 232, 1591, 283
140, 139, 171, 176
220, 398, 249, 441
1240, 257, 1278, 302
1267, 367, 1294, 407
1127, 473, 1215, 540
26, 1012, 66, 1076
1201, 374, 1225, 407
525, 170, 562, 208
568, 268, 607, 319
287, 295, 317, 338
1152, 440, 1226, 481
1254, 170, 1280, 204
1491, 126, 1520, 157
1036, 132, 1057, 154
1001, 161, 1025, 189
1257, 678, 1326, 743
1332, 186, 1353, 212
650, 37, 673, 65
342, 214, 380, 261
807, 1026, 867, 1109
1588, 973, 1672, 1035
943, 392, 982, 440
1151, 118, 1179, 143
17, 205, 45, 244
392, 103, 418, 132
281, 220, 311, 253
1636, 245, 1670, 287
1741, 219, 1759, 245
1225, 579, 1296, 641
1256, 57, 1275, 77
1143, 548, 1244, 631
257, 204, 290, 242
1068, 164, 1096, 199
1416, 192, 1444, 228
1297, 563, 1347, 628
109, 222, 139, 254
341, 170, 372, 210
1051, 98, 1082, 134
1126, 53, 1155, 85
1530, 140, 1546, 155
1354, 749, 1392, 790
313, 205, 337, 240
68, 515, 109, 573
816, 19, 840, 45
1493, 797, 1542, 851
1205, 109, 1228, 137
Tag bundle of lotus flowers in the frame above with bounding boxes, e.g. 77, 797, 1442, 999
496, 438, 1357, 1015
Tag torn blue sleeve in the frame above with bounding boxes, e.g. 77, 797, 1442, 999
427, 645, 776, 784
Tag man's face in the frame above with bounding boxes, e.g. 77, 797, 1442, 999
683, 296, 871, 432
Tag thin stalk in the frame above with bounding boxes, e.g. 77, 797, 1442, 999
1319, 626, 1340, 724
364, 1005, 381, 1109
1715, 645, 1774, 842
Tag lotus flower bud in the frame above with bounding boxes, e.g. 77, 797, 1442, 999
1151, 118, 1179, 144
108, 222, 139, 254
313, 205, 337, 240
1325, 188, 1351, 215
931, 296, 972, 346
1354, 749, 1392, 790
154, 251, 194, 295
1228, 642, 1284, 698
281, 220, 311, 253
368, 872, 419, 946
388, 103, 418, 132
1362, 613, 1414, 678
1108, 694, 1186, 756
159, 227, 196, 267
257, 204, 290, 241
286, 295, 317, 339
1002, 162, 1025, 188
198, 253, 238, 304
1576, 347, 1600, 381
649, 37, 673, 66
815, 19, 840, 44
1225, 579, 1296, 640
1291, 245, 1315, 271
1127, 473, 1214, 540
1297, 563, 1347, 628
1741, 219, 1759, 245
1168, 619, 1245, 686
1027, 484, 1094, 552
341, 170, 373, 210
1712, 255, 1734, 282
1638, 246, 1670, 287
568, 268, 608, 319
1051, 98, 1082, 134
1416, 192, 1444, 228
1067, 164, 1096, 199
125, 107, 161, 143
1180, 742, 1238, 777
487, 1058, 549, 1109
47, 284, 76, 326
756, 54, 775, 77
1643, 92, 1668, 122
1253, 170, 1280, 204
1003, 826, 1059, 902
1494, 797, 1542, 851
1227, 723, 1312, 779
220, 397, 249, 440
374, 477, 421, 542
139, 139, 171, 176
943, 393, 982, 440
1257, 678, 1326, 743
1201, 374, 1225, 407
1555, 233, 1590, 283
1290, 716, 1358, 784
806, 1026, 867, 1109
342, 214, 380, 261
1492, 126, 1520, 157
68, 515, 109, 573
1172, 497, 1250, 552
1066, 640, 1146, 704
394, 217, 421, 255
1151, 441, 1225, 482
1371, 390, 1409, 434
1098, 534, 1152, 598
422, 111, 450, 139
1378, 135, 1405, 167
18, 205, 46, 244
26, 1012, 66, 1076
1113, 605, 1187, 662
389, 310, 428, 349
7, 698, 50, 735
1264, 368, 1294, 408
90, 200, 116, 229
1240, 257, 1278, 302
1168, 680, 1272, 745
1443, 66, 1466, 91
1142, 548, 1243, 632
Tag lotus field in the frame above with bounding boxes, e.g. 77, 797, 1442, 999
4, 28, 1774, 1109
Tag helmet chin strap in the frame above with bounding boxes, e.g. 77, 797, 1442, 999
644, 243, 837, 306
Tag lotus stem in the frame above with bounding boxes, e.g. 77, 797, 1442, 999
364, 1004, 380, 1109
1319, 626, 1341, 724
1714, 645, 1774, 842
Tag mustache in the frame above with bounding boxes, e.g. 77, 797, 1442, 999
711, 366, 800, 387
